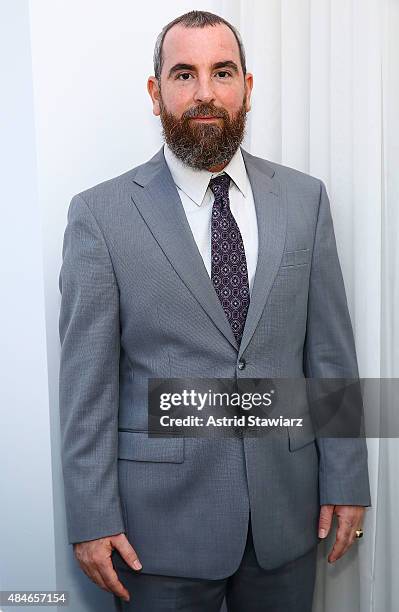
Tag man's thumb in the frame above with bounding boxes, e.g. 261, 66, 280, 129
318, 504, 334, 539
114, 536, 142, 571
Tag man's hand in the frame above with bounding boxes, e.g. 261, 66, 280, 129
73, 532, 142, 603
318, 505, 365, 563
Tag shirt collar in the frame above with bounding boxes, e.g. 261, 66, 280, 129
163, 142, 248, 207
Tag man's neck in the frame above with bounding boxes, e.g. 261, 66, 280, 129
206, 160, 229, 173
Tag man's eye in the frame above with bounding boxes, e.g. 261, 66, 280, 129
177, 73, 193, 80
215, 71, 232, 78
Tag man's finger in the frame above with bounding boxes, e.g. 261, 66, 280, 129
328, 512, 353, 563
318, 504, 334, 539
328, 533, 349, 563
112, 537, 142, 571
96, 559, 130, 602
79, 562, 113, 594
90, 568, 114, 594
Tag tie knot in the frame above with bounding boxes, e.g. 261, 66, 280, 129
209, 173, 231, 198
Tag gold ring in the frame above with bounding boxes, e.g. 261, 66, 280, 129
355, 529, 364, 539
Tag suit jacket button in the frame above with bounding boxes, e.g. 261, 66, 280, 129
238, 359, 246, 370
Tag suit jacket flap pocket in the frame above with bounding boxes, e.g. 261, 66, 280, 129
118, 430, 184, 463
287, 413, 316, 451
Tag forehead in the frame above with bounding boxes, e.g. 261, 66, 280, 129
162, 23, 240, 67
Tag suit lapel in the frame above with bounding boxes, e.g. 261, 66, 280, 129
130, 146, 287, 357
131, 147, 239, 350
238, 149, 287, 357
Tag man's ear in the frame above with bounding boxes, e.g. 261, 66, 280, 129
147, 76, 161, 117
244, 72, 253, 112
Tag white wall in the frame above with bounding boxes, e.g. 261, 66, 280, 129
0, 1, 56, 610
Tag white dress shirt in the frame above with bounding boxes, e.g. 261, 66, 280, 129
163, 143, 259, 295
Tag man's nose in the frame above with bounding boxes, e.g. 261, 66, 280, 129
193, 78, 216, 104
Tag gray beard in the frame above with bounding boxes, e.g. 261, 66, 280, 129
164, 127, 245, 170
159, 100, 248, 170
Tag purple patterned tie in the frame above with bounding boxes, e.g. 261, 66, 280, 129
209, 173, 250, 346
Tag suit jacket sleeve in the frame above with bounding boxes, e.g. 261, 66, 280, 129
303, 180, 371, 506
58, 194, 126, 543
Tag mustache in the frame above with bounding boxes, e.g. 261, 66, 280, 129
182, 105, 228, 120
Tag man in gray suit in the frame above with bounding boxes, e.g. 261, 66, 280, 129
58, 10, 371, 611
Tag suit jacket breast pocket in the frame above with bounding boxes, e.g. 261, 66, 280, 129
280, 248, 311, 268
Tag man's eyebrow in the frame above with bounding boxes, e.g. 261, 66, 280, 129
212, 61, 239, 74
167, 60, 239, 78
168, 63, 195, 77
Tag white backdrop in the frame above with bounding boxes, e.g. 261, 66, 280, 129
1, 1, 397, 611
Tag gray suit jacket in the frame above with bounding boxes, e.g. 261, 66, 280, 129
58, 145, 371, 579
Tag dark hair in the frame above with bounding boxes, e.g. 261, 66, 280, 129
153, 10, 247, 82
